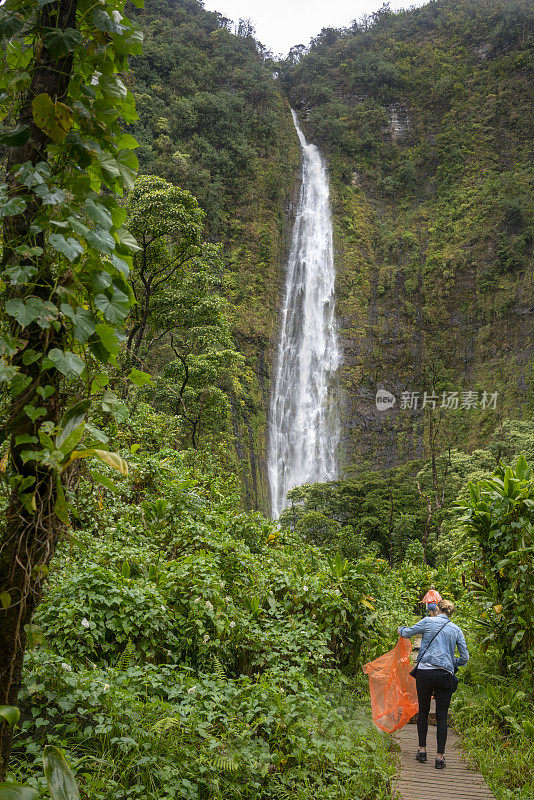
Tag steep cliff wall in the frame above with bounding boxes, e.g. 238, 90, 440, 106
285, 0, 533, 470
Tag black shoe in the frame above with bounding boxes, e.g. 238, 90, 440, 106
435, 758, 446, 769
415, 751, 427, 763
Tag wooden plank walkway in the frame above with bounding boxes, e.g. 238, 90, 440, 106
394, 723, 495, 800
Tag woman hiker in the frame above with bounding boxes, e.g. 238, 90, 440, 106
420, 584, 442, 615
398, 599, 469, 769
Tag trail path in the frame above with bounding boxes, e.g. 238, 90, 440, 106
394, 708, 495, 800
393, 636, 495, 800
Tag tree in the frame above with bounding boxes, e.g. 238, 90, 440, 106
0, 0, 141, 775
125, 175, 204, 360
152, 246, 243, 448
457, 456, 534, 674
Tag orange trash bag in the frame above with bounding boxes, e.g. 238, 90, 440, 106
362, 637, 419, 733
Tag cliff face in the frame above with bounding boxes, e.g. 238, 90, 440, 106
285, 0, 534, 470
128, 0, 300, 510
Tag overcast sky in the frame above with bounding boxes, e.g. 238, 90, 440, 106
201, 0, 429, 56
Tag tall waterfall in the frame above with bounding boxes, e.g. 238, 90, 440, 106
268, 111, 341, 519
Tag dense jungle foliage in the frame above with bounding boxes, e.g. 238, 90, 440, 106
0, 0, 533, 799
3, 403, 534, 800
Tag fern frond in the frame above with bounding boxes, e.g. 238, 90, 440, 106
213, 756, 238, 772
116, 638, 136, 671
151, 715, 181, 735
212, 655, 226, 682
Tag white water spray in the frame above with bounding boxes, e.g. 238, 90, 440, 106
268, 111, 341, 518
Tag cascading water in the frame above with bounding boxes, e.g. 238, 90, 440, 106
268, 110, 341, 519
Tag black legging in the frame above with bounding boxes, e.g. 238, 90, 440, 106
415, 668, 454, 753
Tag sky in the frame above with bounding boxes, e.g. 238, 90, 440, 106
201, 0, 429, 56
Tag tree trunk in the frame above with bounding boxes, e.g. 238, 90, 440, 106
0, 0, 77, 778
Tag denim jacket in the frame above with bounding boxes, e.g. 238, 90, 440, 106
398, 614, 469, 675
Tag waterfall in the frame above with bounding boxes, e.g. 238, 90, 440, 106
268, 110, 341, 519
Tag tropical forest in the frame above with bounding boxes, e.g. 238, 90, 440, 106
0, 0, 532, 798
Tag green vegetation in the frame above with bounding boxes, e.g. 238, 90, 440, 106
0, 0, 142, 777
283, 0, 533, 468
5, 406, 396, 800
126, 0, 301, 508
0, 0, 533, 798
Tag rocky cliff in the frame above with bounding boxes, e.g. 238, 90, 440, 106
285, 0, 533, 471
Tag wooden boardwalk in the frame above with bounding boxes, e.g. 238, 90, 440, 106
394, 721, 495, 800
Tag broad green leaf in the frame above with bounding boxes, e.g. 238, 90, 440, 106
0, 125, 30, 147
88, 333, 112, 363
0, 8, 25, 38
95, 323, 121, 356
0, 197, 26, 219
101, 390, 128, 420
84, 423, 109, 444
65, 448, 128, 476
13, 244, 43, 257
65, 131, 93, 169
32, 93, 73, 144
15, 160, 50, 188
97, 151, 121, 184
37, 385, 54, 400
0, 592, 10, 609
85, 227, 115, 254
85, 199, 113, 229
61, 305, 96, 343
53, 481, 69, 525
94, 292, 129, 323
99, 75, 127, 100
24, 405, 46, 422
3, 264, 38, 285
114, 227, 140, 253
49, 233, 84, 262
22, 349, 41, 366
57, 422, 85, 455
42, 28, 82, 58
90, 469, 119, 493
0, 783, 37, 800
515, 454, 530, 481
0, 706, 20, 727
92, 8, 123, 33
56, 399, 91, 449
47, 349, 85, 379
127, 368, 154, 388
119, 90, 139, 123
116, 133, 138, 150
15, 434, 37, 445
90, 375, 109, 396
117, 24, 143, 54
7, 298, 58, 330
110, 253, 130, 275
43, 745, 80, 800
34, 184, 65, 205
116, 149, 138, 191
0, 358, 19, 383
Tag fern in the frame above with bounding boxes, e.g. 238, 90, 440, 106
151, 715, 181, 735
116, 638, 136, 671
213, 756, 238, 773
212, 655, 226, 682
